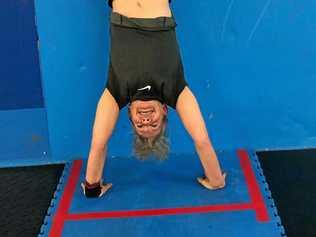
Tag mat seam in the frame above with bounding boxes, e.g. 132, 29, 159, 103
37, 162, 71, 237
250, 150, 287, 237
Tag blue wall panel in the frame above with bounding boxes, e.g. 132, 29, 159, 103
172, 0, 316, 151
34, 0, 111, 160
0, 108, 51, 166
0, 0, 44, 110
34, 0, 316, 161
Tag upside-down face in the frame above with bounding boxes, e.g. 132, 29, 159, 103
128, 100, 168, 139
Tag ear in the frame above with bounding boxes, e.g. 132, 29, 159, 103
162, 104, 168, 114
127, 105, 133, 123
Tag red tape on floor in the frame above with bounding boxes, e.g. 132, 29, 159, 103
238, 149, 269, 221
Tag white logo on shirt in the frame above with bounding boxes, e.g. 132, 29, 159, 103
137, 85, 151, 91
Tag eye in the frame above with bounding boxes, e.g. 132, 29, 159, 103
151, 124, 158, 128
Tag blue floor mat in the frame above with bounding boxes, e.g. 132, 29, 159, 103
39, 149, 286, 237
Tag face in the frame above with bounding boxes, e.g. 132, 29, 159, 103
129, 100, 168, 139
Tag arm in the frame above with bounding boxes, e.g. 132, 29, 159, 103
176, 86, 225, 187
84, 88, 119, 194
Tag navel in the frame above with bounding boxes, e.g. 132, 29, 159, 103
136, 1, 142, 8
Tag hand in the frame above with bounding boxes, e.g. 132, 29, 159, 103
81, 180, 113, 198
98, 182, 113, 197
197, 172, 227, 190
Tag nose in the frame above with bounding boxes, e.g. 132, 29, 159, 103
141, 117, 151, 124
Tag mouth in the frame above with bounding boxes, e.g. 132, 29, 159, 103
138, 110, 154, 116
137, 106, 155, 114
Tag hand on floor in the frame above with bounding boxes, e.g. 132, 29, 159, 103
197, 172, 227, 190
81, 180, 112, 198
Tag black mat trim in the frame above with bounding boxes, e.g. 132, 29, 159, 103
0, 164, 65, 237
257, 148, 316, 237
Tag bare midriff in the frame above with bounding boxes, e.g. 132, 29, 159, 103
112, 0, 172, 18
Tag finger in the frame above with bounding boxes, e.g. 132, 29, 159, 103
197, 177, 204, 184
197, 177, 208, 187
80, 182, 86, 195
222, 172, 227, 180
99, 183, 113, 197
198, 178, 212, 189
221, 172, 227, 186
197, 177, 225, 190
100, 184, 112, 197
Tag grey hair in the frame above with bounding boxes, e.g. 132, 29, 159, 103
132, 117, 170, 161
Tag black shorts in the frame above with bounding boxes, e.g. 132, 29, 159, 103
106, 11, 188, 110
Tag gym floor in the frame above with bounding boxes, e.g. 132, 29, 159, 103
39, 149, 285, 237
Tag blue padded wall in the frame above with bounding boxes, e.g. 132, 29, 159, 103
34, 0, 316, 161
0, 108, 52, 166
34, 0, 112, 160
0, 0, 51, 165
0, 0, 43, 110
172, 0, 316, 151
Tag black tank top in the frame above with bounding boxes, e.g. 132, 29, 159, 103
108, 0, 172, 8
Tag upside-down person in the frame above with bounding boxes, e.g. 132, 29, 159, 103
82, 0, 227, 198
